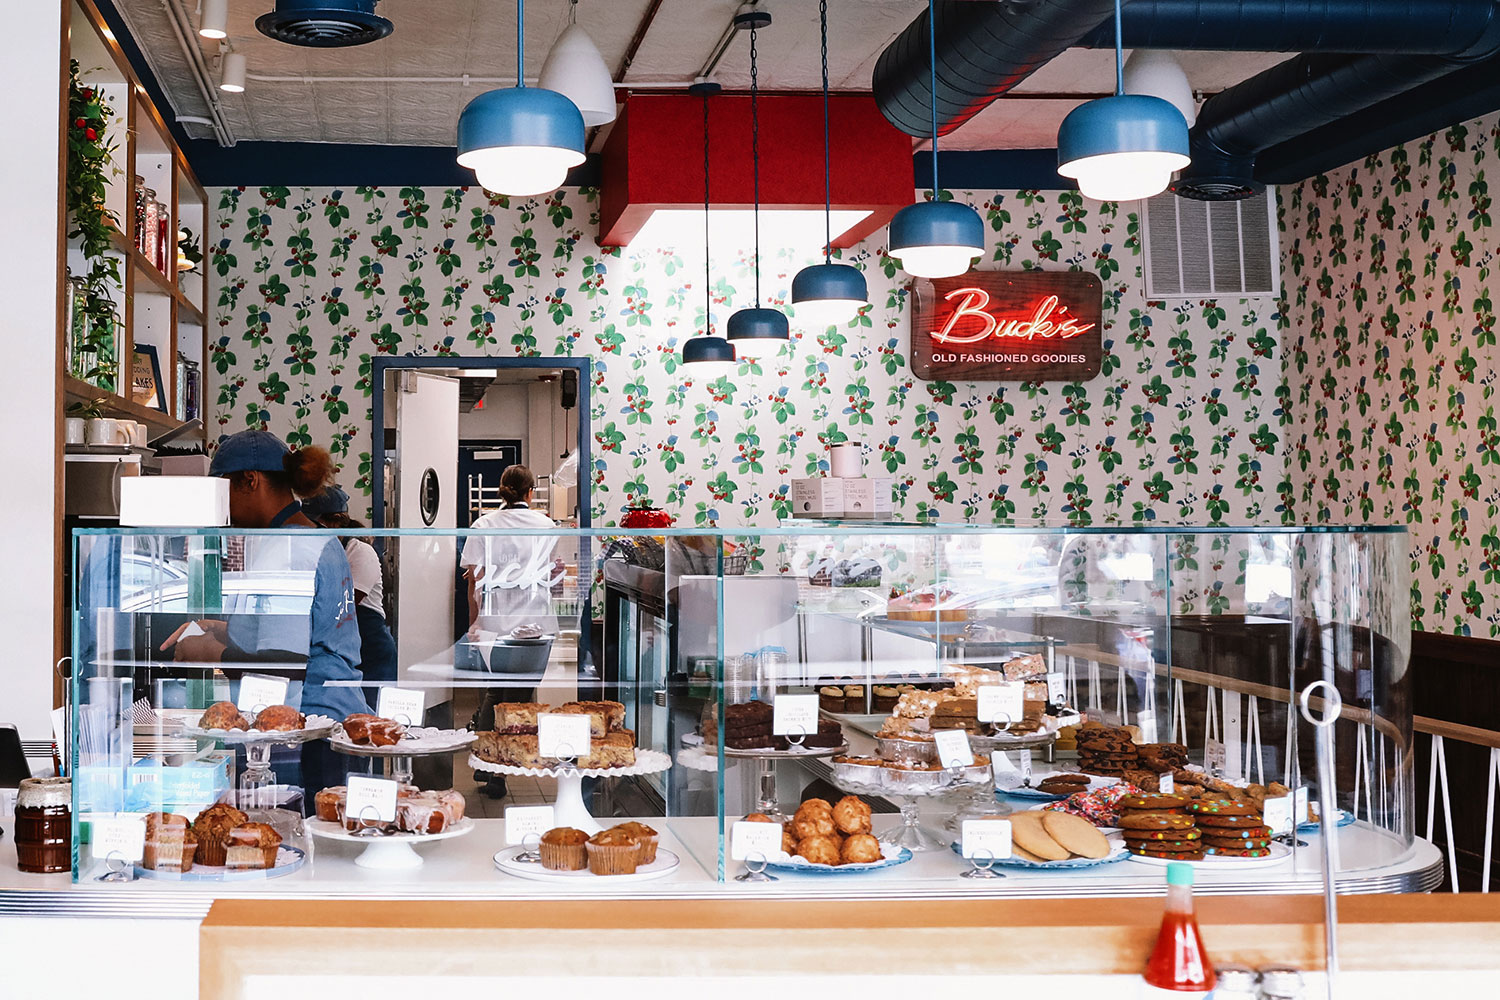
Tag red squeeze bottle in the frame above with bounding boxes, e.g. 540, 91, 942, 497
1143, 862, 1216, 994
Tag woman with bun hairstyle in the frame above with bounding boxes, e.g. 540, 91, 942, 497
161, 430, 370, 801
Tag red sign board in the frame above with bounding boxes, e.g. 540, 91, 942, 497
909, 270, 1103, 382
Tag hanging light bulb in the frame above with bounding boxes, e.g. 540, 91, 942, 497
683, 82, 736, 367
457, 0, 586, 197
887, 0, 983, 280
791, 0, 868, 329
1057, 0, 1190, 201
726, 12, 789, 357
537, 0, 616, 127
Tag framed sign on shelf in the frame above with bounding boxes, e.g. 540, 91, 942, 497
909, 270, 1104, 382
130, 344, 168, 413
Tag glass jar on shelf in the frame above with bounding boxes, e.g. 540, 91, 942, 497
141, 191, 159, 267
132, 175, 146, 246
157, 201, 171, 275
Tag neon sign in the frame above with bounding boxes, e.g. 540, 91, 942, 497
910, 270, 1103, 382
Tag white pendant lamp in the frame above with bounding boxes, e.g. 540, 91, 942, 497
537, 0, 617, 128
887, 0, 984, 280
791, 0, 868, 328
1124, 49, 1196, 127
1057, 0, 1190, 202
200, 0, 228, 39
220, 51, 247, 93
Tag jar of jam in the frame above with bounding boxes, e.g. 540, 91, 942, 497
15, 777, 71, 874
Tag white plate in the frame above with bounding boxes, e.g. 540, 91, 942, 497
1126, 841, 1292, 869
494, 846, 680, 882
722, 743, 849, 760
134, 845, 305, 881
766, 845, 913, 874
328, 726, 476, 756
181, 715, 337, 743
949, 839, 1132, 870
307, 817, 474, 844
996, 774, 1117, 800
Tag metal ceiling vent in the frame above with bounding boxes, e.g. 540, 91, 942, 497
1142, 187, 1279, 298
255, 0, 393, 47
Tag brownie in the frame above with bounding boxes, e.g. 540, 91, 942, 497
726, 734, 776, 750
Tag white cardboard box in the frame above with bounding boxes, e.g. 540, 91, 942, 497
119, 476, 230, 527
842, 477, 894, 518
790, 477, 844, 518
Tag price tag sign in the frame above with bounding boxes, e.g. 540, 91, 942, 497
961, 819, 1013, 860
504, 805, 556, 846
346, 775, 398, 824
731, 820, 784, 861
934, 729, 975, 769
1295, 786, 1311, 825
538, 713, 592, 758
377, 687, 426, 726
1263, 794, 1294, 836
1046, 671, 1067, 703
772, 694, 820, 737
1159, 772, 1175, 795
237, 674, 289, 713
977, 683, 1025, 724
1205, 739, 1227, 773
1019, 751, 1032, 783
90, 813, 146, 862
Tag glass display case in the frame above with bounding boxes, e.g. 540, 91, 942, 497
69, 524, 1416, 894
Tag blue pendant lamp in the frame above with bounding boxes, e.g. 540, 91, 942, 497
791, 0, 868, 328
1057, 0, 1189, 201
726, 14, 790, 358
888, 0, 984, 280
683, 84, 736, 367
457, 0, 585, 197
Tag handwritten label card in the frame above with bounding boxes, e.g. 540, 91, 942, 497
538, 713, 592, 758
1205, 739, 1227, 773
1046, 671, 1067, 703
934, 729, 975, 769
1159, 772, 1175, 795
961, 819, 1013, 860
731, 820, 784, 861
504, 805, 556, 846
377, 687, 426, 726
237, 674, 289, 714
346, 776, 398, 824
1295, 786, 1311, 825
772, 695, 819, 738
91, 813, 147, 862
977, 683, 1025, 724
1264, 794, 1293, 836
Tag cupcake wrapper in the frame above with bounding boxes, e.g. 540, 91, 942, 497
634, 835, 659, 866
586, 842, 640, 875
539, 841, 587, 871
196, 839, 229, 867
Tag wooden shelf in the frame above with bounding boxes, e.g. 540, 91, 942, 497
63, 373, 184, 436
107, 226, 206, 323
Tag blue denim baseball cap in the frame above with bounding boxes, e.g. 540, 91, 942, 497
301, 484, 350, 518
209, 429, 290, 478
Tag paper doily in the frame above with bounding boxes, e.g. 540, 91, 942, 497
468, 748, 671, 779
181, 715, 337, 744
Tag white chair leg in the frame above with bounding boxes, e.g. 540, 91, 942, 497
1171, 678, 1187, 744
1484, 747, 1499, 894
1116, 664, 1127, 721
1244, 695, 1264, 786
1353, 728, 1370, 822
1204, 687, 1220, 761
1426, 735, 1438, 841
1433, 736, 1460, 893
1088, 659, 1102, 713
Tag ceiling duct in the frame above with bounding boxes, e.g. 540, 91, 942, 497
871, 0, 1119, 139
255, 0, 394, 48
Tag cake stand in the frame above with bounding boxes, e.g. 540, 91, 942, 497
468, 749, 672, 835
307, 817, 474, 870
181, 716, 337, 812
723, 743, 849, 825
329, 727, 476, 785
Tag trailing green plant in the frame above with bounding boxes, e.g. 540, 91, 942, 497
65, 397, 108, 420
65, 59, 122, 391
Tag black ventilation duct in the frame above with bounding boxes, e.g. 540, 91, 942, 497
872, 0, 1118, 139
256, 0, 393, 47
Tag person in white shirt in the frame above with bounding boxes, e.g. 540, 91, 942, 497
302, 485, 398, 709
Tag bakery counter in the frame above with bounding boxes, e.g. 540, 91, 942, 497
0, 815, 1442, 919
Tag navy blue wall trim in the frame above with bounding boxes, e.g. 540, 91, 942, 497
914, 149, 1072, 191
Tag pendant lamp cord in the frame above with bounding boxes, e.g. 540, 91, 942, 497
927, 0, 938, 201
820, 0, 831, 265
703, 91, 712, 336
751, 21, 763, 306
1114, 0, 1124, 96
516, 0, 525, 88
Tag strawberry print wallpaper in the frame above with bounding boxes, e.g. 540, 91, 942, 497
1281, 113, 1500, 637
206, 185, 1282, 534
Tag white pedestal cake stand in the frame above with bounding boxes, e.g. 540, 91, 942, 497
468, 749, 672, 834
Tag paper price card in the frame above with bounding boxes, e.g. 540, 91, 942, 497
504, 805, 556, 846
1263, 794, 1293, 836
1295, 786, 1311, 825
346, 775, 398, 824
377, 687, 426, 726
934, 729, 975, 769
772, 694, 819, 737
237, 674, 289, 714
1018, 751, 1032, 783
961, 819, 1013, 860
1159, 772, 1175, 795
990, 750, 1019, 779
538, 713, 592, 758
1046, 672, 1067, 703
976, 683, 1024, 724
1205, 739, 1227, 773
91, 813, 146, 862
731, 820, 784, 861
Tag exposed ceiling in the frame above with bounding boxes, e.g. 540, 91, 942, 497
114, 0, 1289, 152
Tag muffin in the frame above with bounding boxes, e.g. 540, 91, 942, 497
197, 701, 249, 731
538, 827, 589, 871
142, 812, 197, 872
225, 822, 282, 871
252, 705, 306, 732
610, 821, 659, 865
191, 802, 249, 867
586, 828, 641, 875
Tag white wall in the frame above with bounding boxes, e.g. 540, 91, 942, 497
0, 3, 63, 740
